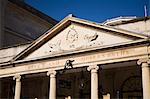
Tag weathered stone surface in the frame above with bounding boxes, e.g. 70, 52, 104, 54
25, 23, 134, 60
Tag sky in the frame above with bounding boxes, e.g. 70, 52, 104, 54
25, 0, 149, 23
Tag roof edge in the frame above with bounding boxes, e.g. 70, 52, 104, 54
11, 15, 148, 61
8, 0, 58, 25
104, 16, 150, 26
70, 17, 148, 39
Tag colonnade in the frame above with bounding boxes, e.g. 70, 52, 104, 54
12, 59, 150, 99
13, 65, 99, 99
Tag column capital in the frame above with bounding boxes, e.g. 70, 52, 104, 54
47, 70, 57, 78
87, 65, 99, 72
13, 75, 21, 82
137, 58, 150, 65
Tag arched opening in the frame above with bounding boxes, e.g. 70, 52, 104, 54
121, 76, 142, 99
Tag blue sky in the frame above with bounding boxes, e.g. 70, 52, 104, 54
25, 0, 149, 23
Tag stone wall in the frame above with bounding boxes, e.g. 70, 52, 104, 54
0, 0, 57, 48
0, 0, 6, 47
0, 44, 29, 63
114, 19, 150, 36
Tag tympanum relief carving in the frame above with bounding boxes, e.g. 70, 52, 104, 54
47, 26, 103, 53
25, 24, 133, 59
66, 27, 79, 48
84, 32, 103, 47
48, 40, 62, 52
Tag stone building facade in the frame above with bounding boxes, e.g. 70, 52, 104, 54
0, 1, 150, 99
0, 15, 150, 99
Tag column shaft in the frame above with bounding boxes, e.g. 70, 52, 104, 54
49, 76, 56, 99
87, 65, 99, 99
141, 63, 150, 99
13, 75, 21, 99
91, 70, 98, 99
47, 71, 56, 99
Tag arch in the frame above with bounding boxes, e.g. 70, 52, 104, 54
120, 76, 142, 99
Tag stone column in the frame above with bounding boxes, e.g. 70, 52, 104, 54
47, 70, 57, 99
87, 65, 99, 99
13, 75, 21, 99
137, 59, 150, 99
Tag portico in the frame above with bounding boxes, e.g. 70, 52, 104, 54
0, 44, 149, 99
0, 16, 150, 99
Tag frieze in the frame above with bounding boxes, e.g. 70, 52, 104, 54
25, 46, 146, 72
0, 46, 147, 78
25, 48, 145, 67
26, 49, 132, 71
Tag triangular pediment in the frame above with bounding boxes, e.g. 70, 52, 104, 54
13, 15, 147, 61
